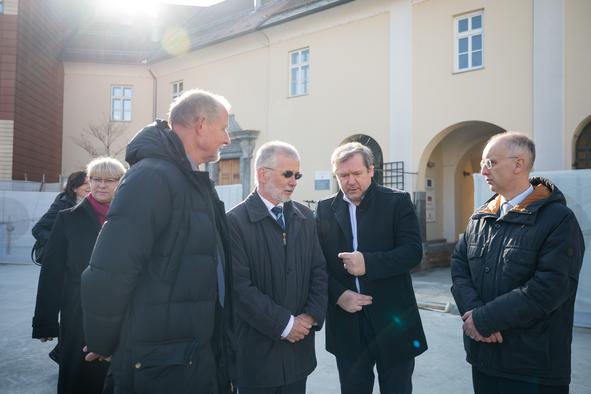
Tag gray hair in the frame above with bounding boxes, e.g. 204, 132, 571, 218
488, 132, 536, 169
331, 142, 374, 171
86, 157, 126, 179
254, 141, 300, 186
167, 89, 231, 128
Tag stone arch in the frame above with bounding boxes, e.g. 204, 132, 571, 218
416, 121, 505, 244
573, 115, 591, 169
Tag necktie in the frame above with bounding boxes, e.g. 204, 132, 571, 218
271, 206, 286, 230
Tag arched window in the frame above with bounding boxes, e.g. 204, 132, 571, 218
574, 122, 591, 169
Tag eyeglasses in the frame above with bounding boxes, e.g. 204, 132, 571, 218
480, 156, 519, 170
90, 177, 120, 185
264, 167, 303, 180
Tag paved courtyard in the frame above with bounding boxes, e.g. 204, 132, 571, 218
1, 264, 589, 393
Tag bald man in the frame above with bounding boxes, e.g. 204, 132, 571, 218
451, 132, 585, 394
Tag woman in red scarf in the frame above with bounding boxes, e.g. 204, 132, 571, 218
32, 157, 126, 394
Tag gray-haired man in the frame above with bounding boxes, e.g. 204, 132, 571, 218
227, 141, 327, 394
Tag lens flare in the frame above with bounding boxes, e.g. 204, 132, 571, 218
161, 26, 192, 56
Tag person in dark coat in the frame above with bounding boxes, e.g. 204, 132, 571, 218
451, 132, 585, 394
316, 142, 427, 394
227, 141, 327, 394
32, 170, 89, 252
80, 89, 235, 394
32, 170, 89, 363
32, 157, 126, 394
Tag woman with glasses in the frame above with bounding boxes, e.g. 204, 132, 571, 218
32, 157, 126, 394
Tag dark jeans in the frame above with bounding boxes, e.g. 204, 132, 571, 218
472, 367, 569, 394
238, 378, 306, 394
335, 313, 414, 394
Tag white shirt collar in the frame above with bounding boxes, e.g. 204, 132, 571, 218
500, 184, 534, 208
257, 190, 283, 214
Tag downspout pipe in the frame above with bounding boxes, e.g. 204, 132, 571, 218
147, 66, 157, 120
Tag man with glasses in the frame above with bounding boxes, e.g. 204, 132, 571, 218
451, 132, 584, 394
227, 141, 327, 394
81, 89, 235, 393
316, 142, 427, 394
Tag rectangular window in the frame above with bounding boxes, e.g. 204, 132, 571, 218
172, 80, 184, 100
289, 48, 310, 97
0, 0, 4, 14
454, 11, 484, 73
111, 86, 132, 121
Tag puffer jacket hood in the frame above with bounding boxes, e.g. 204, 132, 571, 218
476, 176, 566, 218
125, 119, 192, 171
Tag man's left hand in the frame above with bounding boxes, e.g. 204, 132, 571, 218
338, 251, 366, 276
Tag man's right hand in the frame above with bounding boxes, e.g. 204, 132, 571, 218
284, 315, 312, 343
337, 290, 373, 313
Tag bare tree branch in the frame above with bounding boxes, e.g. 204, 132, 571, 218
71, 118, 128, 158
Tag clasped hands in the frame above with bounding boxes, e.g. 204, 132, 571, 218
283, 313, 316, 343
462, 310, 503, 344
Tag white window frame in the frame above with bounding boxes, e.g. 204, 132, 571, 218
454, 10, 484, 73
111, 85, 133, 122
172, 80, 184, 100
289, 47, 310, 97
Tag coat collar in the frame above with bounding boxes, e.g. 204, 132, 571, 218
244, 190, 306, 224
73, 198, 102, 230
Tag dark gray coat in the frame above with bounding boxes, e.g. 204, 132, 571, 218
227, 192, 327, 388
451, 177, 585, 385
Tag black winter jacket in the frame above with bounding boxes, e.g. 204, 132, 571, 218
451, 177, 585, 385
81, 120, 234, 394
32, 192, 77, 244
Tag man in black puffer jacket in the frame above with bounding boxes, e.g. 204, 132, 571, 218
81, 89, 235, 394
452, 132, 585, 394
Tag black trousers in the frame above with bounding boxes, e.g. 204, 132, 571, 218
472, 367, 569, 394
335, 312, 415, 394
238, 378, 306, 394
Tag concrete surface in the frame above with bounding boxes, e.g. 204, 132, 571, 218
1, 264, 589, 393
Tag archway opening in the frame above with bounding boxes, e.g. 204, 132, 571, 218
574, 120, 591, 169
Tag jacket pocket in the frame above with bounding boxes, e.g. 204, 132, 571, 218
132, 340, 201, 394
500, 247, 536, 293
467, 243, 486, 290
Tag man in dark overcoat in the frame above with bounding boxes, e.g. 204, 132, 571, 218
451, 132, 585, 394
80, 89, 235, 393
316, 142, 427, 394
227, 141, 327, 394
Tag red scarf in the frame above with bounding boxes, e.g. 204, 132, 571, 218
87, 193, 110, 225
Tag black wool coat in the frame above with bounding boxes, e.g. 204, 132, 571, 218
32, 192, 77, 244
32, 198, 109, 394
227, 192, 327, 388
81, 120, 234, 394
316, 182, 428, 366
